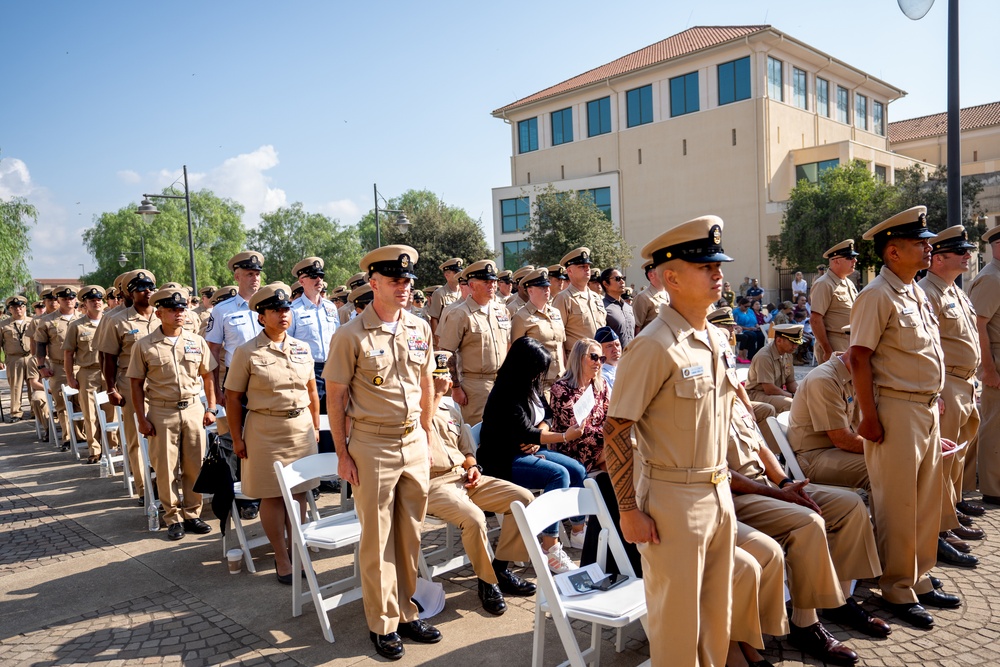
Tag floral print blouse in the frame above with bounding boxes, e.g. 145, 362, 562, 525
548, 377, 609, 473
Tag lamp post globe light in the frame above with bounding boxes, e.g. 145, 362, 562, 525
134, 165, 198, 292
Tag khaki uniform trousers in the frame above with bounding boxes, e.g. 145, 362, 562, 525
49, 361, 85, 442
980, 383, 1000, 496
117, 378, 144, 499
459, 375, 494, 427
756, 394, 793, 414
750, 401, 776, 426
796, 448, 871, 492
349, 426, 430, 635
77, 367, 107, 457
939, 375, 978, 519
734, 483, 879, 610
30, 388, 49, 433
819, 332, 851, 365
147, 402, 206, 525
638, 477, 735, 667
731, 523, 788, 650
426, 470, 533, 584
865, 393, 942, 604
5, 354, 28, 417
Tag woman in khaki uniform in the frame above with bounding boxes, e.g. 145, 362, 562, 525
224, 282, 320, 585
510, 267, 565, 394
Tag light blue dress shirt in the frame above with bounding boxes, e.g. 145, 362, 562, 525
204, 294, 263, 366
288, 295, 339, 362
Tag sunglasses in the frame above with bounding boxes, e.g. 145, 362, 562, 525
588, 353, 608, 363
612, 275, 626, 282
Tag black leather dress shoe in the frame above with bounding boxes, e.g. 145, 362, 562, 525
494, 567, 536, 596
917, 589, 961, 609
941, 531, 972, 553
957, 500, 986, 516
788, 622, 858, 665
956, 511, 976, 527
397, 619, 442, 644
182, 518, 212, 534
478, 580, 507, 616
937, 537, 979, 567
822, 598, 891, 637
166, 523, 184, 541
930, 576, 943, 590
880, 600, 934, 628
952, 523, 985, 540
369, 632, 404, 660
980, 494, 1000, 506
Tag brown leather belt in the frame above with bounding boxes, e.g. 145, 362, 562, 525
877, 387, 939, 407
352, 420, 417, 436
945, 366, 977, 381
254, 408, 307, 419
645, 464, 730, 485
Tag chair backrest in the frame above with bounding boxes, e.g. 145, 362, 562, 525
734, 368, 749, 384
764, 416, 806, 480
776, 411, 790, 428
469, 422, 482, 449
274, 452, 341, 539
62, 384, 80, 399
42, 378, 58, 443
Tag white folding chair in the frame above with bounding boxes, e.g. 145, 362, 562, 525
93, 390, 133, 496
275, 453, 363, 644
42, 378, 58, 445
0, 368, 6, 422
133, 414, 160, 515
735, 367, 750, 384
776, 411, 790, 428
763, 416, 806, 480
60, 385, 88, 460
221, 481, 271, 573
511, 479, 649, 667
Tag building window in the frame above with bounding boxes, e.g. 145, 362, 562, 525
718, 56, 751, 105
872, 101, 885, 136
836, 86, 849, 124
626, 84, 653, 127
587, 97, 611, 137
874, 165, 887, 183
855, 94, 868, 131
502, 240, 531, 269
816, 78, 830, 117
669, 71, 699, 117
518, 117, 538, 153
795, 158, 840, 183
792, 67, 807, 110
577, 187, 612, 219
551, 107, 573, 146
767, 57, 783, 101
500, 197, 530, 233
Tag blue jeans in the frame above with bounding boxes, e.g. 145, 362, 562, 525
511, 449, 587, 536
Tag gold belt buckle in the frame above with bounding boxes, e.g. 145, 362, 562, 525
403, 421, 415, 435
711, 468, 729, 485
288, 409, 303, 418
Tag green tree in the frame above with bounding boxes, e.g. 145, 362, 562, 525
82, 188, 246, 289
892, 165, 986, 242
246, 203, 364, 287
769, 160, 897, 275
522, 185, 633, 271
0, 195, 37, 301
356, 189, 493, 287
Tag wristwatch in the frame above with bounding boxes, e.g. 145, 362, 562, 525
206, 407, 219, 415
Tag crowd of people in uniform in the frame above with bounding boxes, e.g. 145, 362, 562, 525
1, 204, 999, 667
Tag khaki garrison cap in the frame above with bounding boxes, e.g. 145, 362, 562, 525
151, 287, 190, 310
707, 307, 736, 327
560, 247, 592, 267
931, 225, 976, 254
350, 283, 374, 307
347, 272, 368, 290
497, 270, 514, 283
463, 259, 498, 281
863, 205, 934, 244
773, 323, 805, 345
362, 244, 418, 280
211, 285, 238, 305
227, 251, 264, 272
522, 267, 551, 289
249, 282, 293, 312
641, 215, 734, 267
40, 288, 55, 300
6, 295, 27, 308
823, 239, 859, 260
199, 285, 217, 298
511, 266, 535, 283
124, 270, 157, 293
77, 285, 105, 301
982, 226, 1000, 244
439, 257, 464, 273
293, 256, 325, 278
54, 285, 78, 299
548, 264, 569, 281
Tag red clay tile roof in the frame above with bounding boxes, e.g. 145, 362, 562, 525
492, 26, 771, 116
889, 101, 1000, 143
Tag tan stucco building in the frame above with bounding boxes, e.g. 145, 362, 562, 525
490, 25, 929, 297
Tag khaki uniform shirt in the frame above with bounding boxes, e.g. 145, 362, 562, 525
850, 265, 944, 395
26, 312, 51, 342
919, 271, 980, 374
727, 400, 768, 482
63, 316, 102, 368
745, 341, 795, 396
608, 306, 739, 470
337, 301, 355, 326
505, 294, 525, 318
95, 306, 162, 377
94, 304, 124, 344
787, 355, 857, 454
552, 284, 607, 353
34, 312, 76, 363
510, 301, 566, 381
126, 328, 212, 402
427, 286, 462, 322
224, 332, 313, 413
1, 317, 31, 358
428, 401, 475, 475
631, 286, 669, 332
969, 257, 1000, 364
810, 272, 857, 336
323, 306, 433, 426
437, 296, 510, 378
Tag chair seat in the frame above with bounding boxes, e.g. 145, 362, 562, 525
543, 579, 647, 625
302, 513, 361, 549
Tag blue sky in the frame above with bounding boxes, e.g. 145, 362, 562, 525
2, 1, 995, 279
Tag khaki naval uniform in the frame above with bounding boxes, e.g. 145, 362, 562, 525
35, 312, 84, 442
728, 399, 880, 610
631, 286, 668, 333
510, 301, 566, 388
552, 284, 607, 354
970, 255, 1000, 496
810, 272, 857, 363
25, 356, 50, 432
732, 523, 789, 649
127, 328, 212, 525
608, 306, 739, 667
63, 316, 117, 457
323, 306, 433, 635
504, 293, 525, 318
437, 296, 511, 425
425, 400, 533, 583
850, 265, 944, 603
745, 340, 796, 413
786, 355, 870, 491
919, 271, 980, 526
426, 285, 461, 327
1, 317, 32, 417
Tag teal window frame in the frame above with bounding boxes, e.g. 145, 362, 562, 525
795, 158, 840, 184
501, 197, 530, 233
836, 86, 849, 123
502, 240, 531, 269
816, 78, 830, 117
626, 84, 653, 127
792, 67, 807, 110
577, 187, 612, 219
518, 117, 538, 153
669, 72, 699, 117
551, 107, 573, 146
855, 94, 868, 130
718, 56, 751, 105
587, 97, 611, 137
767, 57, 783, 101
873, 101, 885, 136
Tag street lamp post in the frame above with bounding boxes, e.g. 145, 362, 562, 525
135, 165, 198, 292
117, 225, 146, 268
373, 183, 411, 249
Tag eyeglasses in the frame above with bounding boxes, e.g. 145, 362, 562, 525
588, 353, 608, 363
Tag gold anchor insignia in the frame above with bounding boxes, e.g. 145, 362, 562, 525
711, 225, 722, 245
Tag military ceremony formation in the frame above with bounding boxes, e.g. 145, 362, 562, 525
1, 205, 999, 667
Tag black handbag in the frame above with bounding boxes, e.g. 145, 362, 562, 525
194, 433, 236, 534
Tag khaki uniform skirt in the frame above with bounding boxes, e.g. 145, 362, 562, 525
241, 409, 319, 498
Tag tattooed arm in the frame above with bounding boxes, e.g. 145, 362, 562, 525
604, 416, 659, 545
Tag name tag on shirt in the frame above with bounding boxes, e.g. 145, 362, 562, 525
901, 307, 914, 315
366, 349, 386, 358
127, 329, 139, 335
229, 314, 245, 322
299, 314, 313, 322
682, 365, 704, 379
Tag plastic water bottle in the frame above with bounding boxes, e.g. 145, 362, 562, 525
99, 457, 109, 478
146, 503, 160, 532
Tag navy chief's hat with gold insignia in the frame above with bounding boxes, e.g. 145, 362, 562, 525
362, 244, 419, 280
151, 288, 190, 310
249, 282, 293, 312
641, 215, 734, 267
930, 225, 976, 255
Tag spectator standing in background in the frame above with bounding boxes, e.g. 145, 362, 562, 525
791, 271, 808, 301
600, 267, 634, 349
746, 278, 764, 303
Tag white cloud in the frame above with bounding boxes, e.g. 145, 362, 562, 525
0, 157, 33, 199
318, 198, 361, 221
116, 169, 141, 184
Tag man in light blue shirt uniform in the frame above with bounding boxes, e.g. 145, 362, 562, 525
288, 256, 339, 458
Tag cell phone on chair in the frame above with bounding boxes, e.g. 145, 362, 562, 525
591, 573, 629, 591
